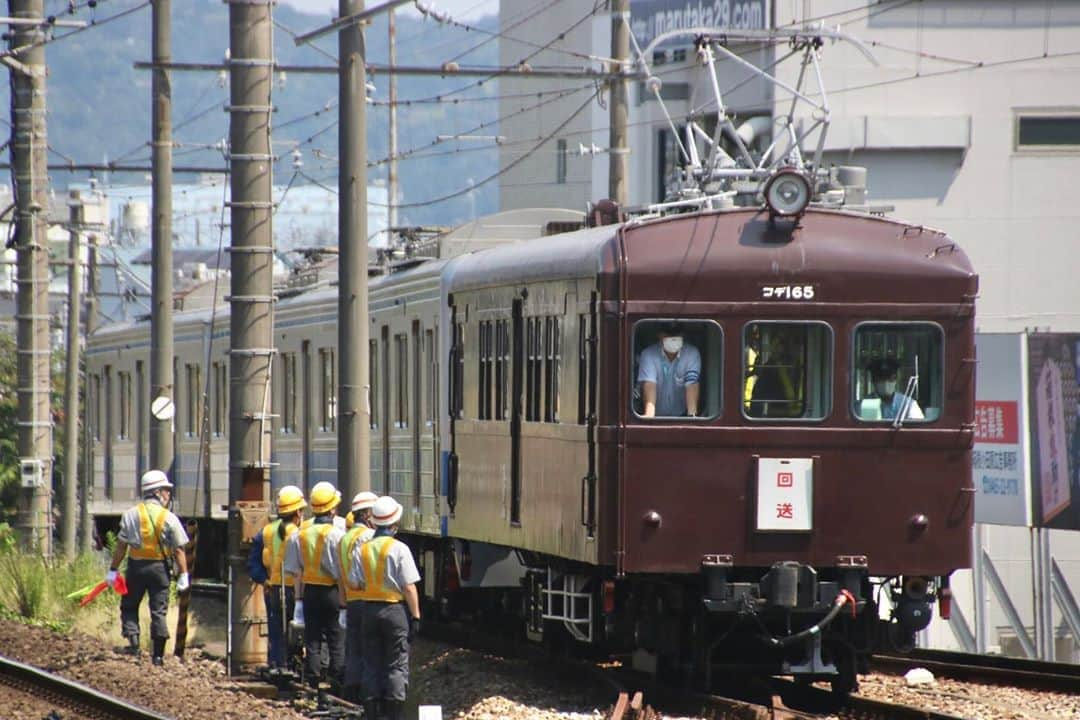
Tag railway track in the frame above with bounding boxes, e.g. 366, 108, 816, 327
0, 653, 173, 720
872, 647, 1080, 693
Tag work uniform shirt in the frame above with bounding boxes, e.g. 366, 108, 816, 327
880, 392, 924, 421
117, 497, 189, 555
334, 525, 375, 584
284, 514, 345, 583
637, 342, 701, 417
348, 529, 420, 597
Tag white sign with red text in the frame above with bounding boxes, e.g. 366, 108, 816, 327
757, 457, 813, 531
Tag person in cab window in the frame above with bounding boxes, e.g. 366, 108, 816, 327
869, 358, 924, 421
638, 322, 701, 417
749, 331, 803, 417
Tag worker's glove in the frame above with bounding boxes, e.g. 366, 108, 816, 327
293, 600, 305, 626
176, 573, 190, 593
408, 616, 420, 643
338, 609, 347, 629
106, 569, 118, 588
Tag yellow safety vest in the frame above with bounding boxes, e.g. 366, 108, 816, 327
262, 519, 298, 586
129, 502, 169, 560
300, 522, 336, 586
299, 517, 313, 531
357, 535, 404, 603
338, 526, 372, 603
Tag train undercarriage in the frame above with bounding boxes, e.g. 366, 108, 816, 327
413, 537, 942, 696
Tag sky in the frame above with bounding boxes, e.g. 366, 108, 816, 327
278, 0, 497, 21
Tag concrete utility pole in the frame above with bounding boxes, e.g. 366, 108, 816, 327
62, 193, 83, 559
150, 0, 175, 479
338, 0, 369, 504
9, 0, 53, 554
227, 0, 274, 671
80, 234, 98, 552
387, 6, 398, 233
608, 0, 629, 205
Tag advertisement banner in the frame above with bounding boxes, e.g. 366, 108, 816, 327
974, 334, 1031, 526
630, 0, 770, 50
1027, 333, 1080, 529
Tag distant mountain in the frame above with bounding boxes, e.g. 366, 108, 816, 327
3, 0, 501, 226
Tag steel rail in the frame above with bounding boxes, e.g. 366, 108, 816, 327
872, 648, 1080, 694
0, 652, 174, 720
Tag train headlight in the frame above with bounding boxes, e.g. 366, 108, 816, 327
764, 169, 811, 217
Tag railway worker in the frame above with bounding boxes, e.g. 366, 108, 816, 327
868, 358, 924, 421
748, 329, 803, 417
247, 485, 306, 672
336, 491, 378, 701
637, 321, 701, 417
351, 495, 421, 720
285, 481, 347, 688
107, 469, 190, 666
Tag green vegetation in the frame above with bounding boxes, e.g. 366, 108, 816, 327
0, 523, 119, 635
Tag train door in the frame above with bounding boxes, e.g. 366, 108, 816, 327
381, 325, 391, 495
511, 299, 523, 525
412, 320, 422, 512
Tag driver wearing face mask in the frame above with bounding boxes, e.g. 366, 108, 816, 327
868, 358, 924, 420
637, 322, 701, 417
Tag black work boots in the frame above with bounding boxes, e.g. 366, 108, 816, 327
152, 637, 167, 666
125, 635, 140, 656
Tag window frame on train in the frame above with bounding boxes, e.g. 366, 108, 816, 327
851, 321, 945, 424
631, 318, 723, 421
741, 320, 833, 423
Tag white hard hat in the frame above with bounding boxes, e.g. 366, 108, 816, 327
371, 496, 403, 527
351, 491, 378, 513
140, 469, 173, 494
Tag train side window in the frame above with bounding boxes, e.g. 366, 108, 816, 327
369, 340, 378, 430
478, 320, 493, 420
853, 323, 943, 423
118, 371, 131, 440
395, 333, 409, 428
214, 361, 227, 437
494, 320, 509, 421
544, 316, 560, 422
632, 319, 722, 420
743, 321, 832, 421
185, 364, 201, 437
425, 328, 436, 426
319, 347, 337, 432
281, 354, 297, 434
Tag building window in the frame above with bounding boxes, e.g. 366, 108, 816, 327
214, 361, 227, 437
118, 371, 132, 440
369, 339, 378, 430
319, 348, 336, 432
544, 316, 560, 422
185, 364, 201, 437
556, 139, 567, 184
633, 319, 722, 420
395, 333, 409, 428
1016, 113, 1080, 151
281, 354, 297, 434
852, 323, 943, 424
742, 321, 832, 421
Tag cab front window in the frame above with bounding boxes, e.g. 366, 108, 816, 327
632, 319, 722, 420
853, 323, 943, 423
743, 321, 832, 421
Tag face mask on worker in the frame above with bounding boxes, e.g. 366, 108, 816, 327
662, 336, 683, 354
874, 380, 897, 397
